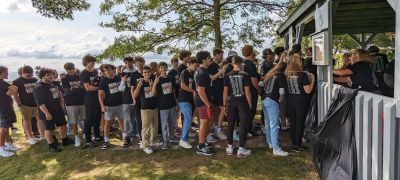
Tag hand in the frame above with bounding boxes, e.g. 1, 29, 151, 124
45, 113, 53, 121
8, 85, 18, 92
121, 75, 128, 82
218, 68, 225, 75
153, 76, 160, 85
137, 79, 143, 88
101, 106, 107, 113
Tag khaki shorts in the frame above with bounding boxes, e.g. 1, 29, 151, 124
19, 105, 38, 120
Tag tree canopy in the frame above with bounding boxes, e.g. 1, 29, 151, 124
31, 0, 289, 60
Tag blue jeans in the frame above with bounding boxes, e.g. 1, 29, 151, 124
262, 98, 280, 150
179, 102, 193, 142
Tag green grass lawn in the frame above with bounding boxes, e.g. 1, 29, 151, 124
0, 110, 318, 180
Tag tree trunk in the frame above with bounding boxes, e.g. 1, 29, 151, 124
213, 0, 222, 49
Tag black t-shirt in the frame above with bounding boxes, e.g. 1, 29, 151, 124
168, 69, 180, 97
177, 64, 188, 77
138, 80, 158, 109
225, 64, 233, 74
130, 71, 144, 107
194, 67, 212, 107
243, 60, 259, 96
286, 71, 311, 96
265, 72, 286, 102
80, 69, 100, 98
349, 61, 378, 92
12, 77, 38, 107
260, 60, 274, 77
223, 70, 251, 98
61, 74, 84, 106
99, 76, 123, 107
33, 82, 64, 118
208, 61, 224, 103
0, 80, 14, 116
120, 71, 135, 104
156, 76, 176, 110
178, 70, 196, 103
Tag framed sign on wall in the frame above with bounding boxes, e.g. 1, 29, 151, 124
311, 31, 330, 65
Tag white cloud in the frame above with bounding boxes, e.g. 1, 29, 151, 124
0, 31, 112, 59
0, 0, 34, 13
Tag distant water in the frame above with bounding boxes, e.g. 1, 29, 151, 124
0, 57, 170, 80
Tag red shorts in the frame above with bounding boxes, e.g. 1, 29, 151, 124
197, 106, 212, 120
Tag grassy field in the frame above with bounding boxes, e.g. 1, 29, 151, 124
0, 110, 318, 180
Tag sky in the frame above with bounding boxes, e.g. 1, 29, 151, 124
0, 0, 273, 80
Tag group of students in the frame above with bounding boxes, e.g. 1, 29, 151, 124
0, 44, 322, 158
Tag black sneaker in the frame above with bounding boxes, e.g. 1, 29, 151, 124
123, 137, 131, 148
196, 145, 214, 156
94, 136, 104, 143
48, 143, 62, 153
62, 137, 74, 146
81, 142, 98, 149
101, 142, 110, 150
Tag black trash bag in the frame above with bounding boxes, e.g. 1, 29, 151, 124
309, 86, 358, 180
304, 92, 317, 139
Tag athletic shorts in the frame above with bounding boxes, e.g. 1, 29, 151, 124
196, 106, 212, 120
104, 105, 123, 121
20, 105, 38, 120
43, 115, 67, 131
0, 111, 17, 128
212, 93, 224, 106
66, 105, 85, 124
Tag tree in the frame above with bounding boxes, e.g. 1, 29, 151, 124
31, 1, 291, 60
32, 0, 90, 20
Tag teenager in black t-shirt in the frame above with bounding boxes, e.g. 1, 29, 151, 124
98, 64, 124, 149
285, 55, 315, 151
130, 56, 145, 142
152, 62, 178, 148
209, 49, 227, 141
333, 49, 379, 93
194, 51, 215, 156
0, 66, 19, 157
261, 62, 289, 156
80, 55, 102, 148
222, 56, 252, 157
242, 45, 261, 135
12, 65, 45, 143
168, 57, 180, 99
62, 63, 85, 147
178, 50, 192, 77
178, 58, 198, 149
133, 66, 159, 154
34, 68, 74, 153
118, 57, 137, 147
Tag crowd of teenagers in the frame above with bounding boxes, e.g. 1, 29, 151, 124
0, 43, 394, 158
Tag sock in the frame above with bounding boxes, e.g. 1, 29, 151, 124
0, 146, 5, 151
239, 147, 244, 151
104, 136, 109, 142
5, 142, 12, 146
75, 135, 80, 140
227, 144, 232, 148
122, 133, 126, 139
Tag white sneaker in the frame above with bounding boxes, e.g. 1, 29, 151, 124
215, 131, 227, 140
268, 144, 273, 149
273, 148, 289, 157
139, 141, 144, 149
226, 146, 233, 155
27, 138, 37, 145
179, 140, 192, 149
0, 148, 14, 157
237, 148, 251, 158
5, 143, 20, 151
206, 135, 217, 143
75, 138, 81, 147
143, 147, 153, 154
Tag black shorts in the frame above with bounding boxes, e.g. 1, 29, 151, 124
0, 111, 17, 128
42, 115, 67, 131
212, 92, 224, 106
